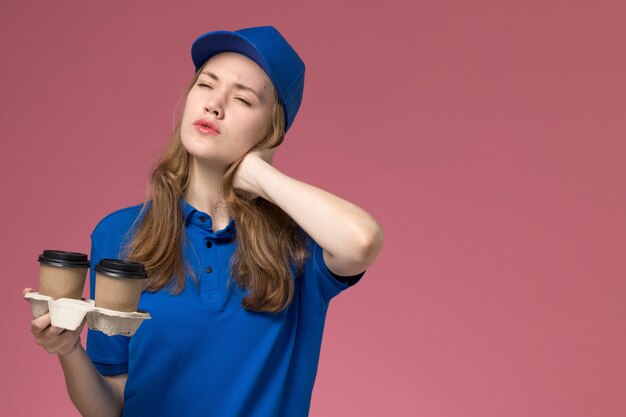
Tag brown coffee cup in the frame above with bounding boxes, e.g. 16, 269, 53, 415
37, 250, 90, 300
94, 259, 148, 312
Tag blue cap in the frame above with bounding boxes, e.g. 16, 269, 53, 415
191, 26, 305, 133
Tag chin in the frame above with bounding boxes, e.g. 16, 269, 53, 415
190, 149, 233, 168
183, 132, 216, 151
183, 136, 239, 167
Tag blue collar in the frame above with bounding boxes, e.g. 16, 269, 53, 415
179, 197, 236, 239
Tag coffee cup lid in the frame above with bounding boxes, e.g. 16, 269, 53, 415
95, 259, 148, 279
38, 250, 90, 268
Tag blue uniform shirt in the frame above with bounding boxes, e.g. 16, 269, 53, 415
86, 197, 366, 417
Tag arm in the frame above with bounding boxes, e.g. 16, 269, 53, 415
57, 343, 126, 417
103, 374, 127, 407
234, 154, 384, 275
27, 304, 125, 417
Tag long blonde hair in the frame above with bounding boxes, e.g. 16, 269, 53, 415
118, 62, 308, 313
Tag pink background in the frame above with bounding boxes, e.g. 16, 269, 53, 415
3, 1, 625, 416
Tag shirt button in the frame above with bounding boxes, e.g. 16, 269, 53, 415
199, 216, 206, 222
206, 241, 212, 248
205, 266, 213, 273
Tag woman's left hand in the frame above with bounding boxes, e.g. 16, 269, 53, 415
233, 147, 276, 199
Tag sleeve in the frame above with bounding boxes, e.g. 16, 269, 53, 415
85, 231, 130, 376
300, 233, 366, 310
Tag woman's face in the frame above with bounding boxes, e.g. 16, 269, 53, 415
181, 52, 275, 167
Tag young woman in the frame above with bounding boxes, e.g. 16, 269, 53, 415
25, 25, 384, 417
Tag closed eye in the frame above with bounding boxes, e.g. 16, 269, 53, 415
198, 83, 251, 106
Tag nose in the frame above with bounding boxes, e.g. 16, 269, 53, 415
205, 95, 224, 119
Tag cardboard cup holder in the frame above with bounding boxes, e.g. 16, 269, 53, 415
24, 291, 150, 336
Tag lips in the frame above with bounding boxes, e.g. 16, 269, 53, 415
193, 118, 220, 134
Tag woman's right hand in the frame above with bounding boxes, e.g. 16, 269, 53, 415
23, 287, 85, 356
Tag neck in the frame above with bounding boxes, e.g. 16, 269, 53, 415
183, 158, 231, 225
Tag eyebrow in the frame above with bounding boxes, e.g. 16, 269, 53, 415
200, 70, 262, 99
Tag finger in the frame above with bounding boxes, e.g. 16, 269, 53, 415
30, 313, 51, 334
22, 287, 36, 297
44, 325, 66, 337
50, 331, 79, 355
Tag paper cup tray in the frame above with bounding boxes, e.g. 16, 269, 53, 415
24, 291, 150, 337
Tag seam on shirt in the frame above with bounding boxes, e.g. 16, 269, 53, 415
90, 202, 145, 239
87, 241, 130, 368
279, 247, 324, 314
92, 361, 128, 376
313, 241, 351, 294
291, 230, 327, 313
89, 239, 102, 300
299, 238, 351, 313
89, 355, 129, 367
299, 277, 328, 314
